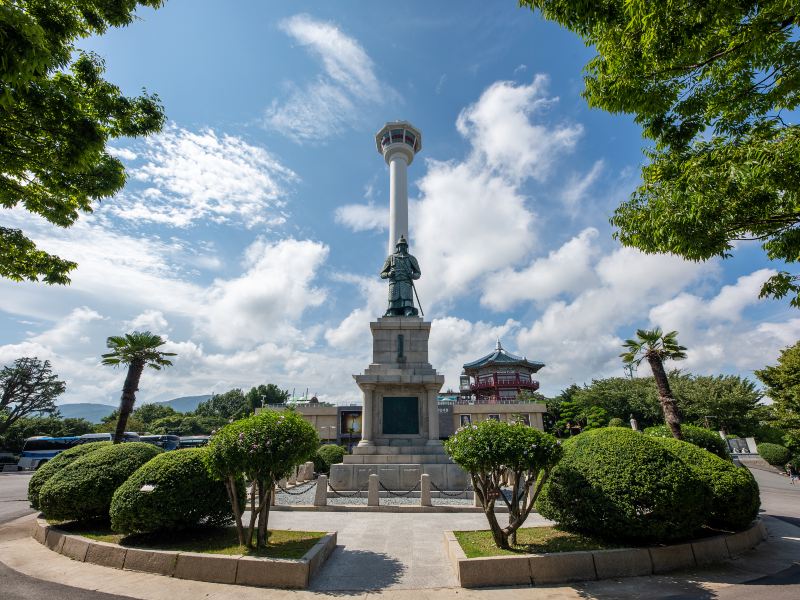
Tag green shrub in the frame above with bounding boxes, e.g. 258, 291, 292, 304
645, 424, 730, 459
205, 411, 318, 548
314, 445, 346, 473
27, 442, 110, 510
110, 448, 243, 534
39, 442, 161, 522
607, 417, 627, 428
445, 420, 562, 549
536, 428, 711, 543
757, 442, 791, 466
654, 437, 760, 531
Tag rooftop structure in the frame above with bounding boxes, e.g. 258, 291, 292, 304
459, 339, 544, 404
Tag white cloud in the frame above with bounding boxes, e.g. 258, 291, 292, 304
107, 146, 137, 161
334, 202, 388, 232
108, 125, 297, 228
324, 275, 385, 350
124, 310, 169, 333
481, 228, 600, 311
202, 238, 329, 349
561, 160, 604, 212
455, 74, 583, 182
265, 14, 396, 142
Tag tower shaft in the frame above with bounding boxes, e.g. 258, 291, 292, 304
388, 153, 409, 254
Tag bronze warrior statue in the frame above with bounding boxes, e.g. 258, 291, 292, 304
380, 235, 421, 317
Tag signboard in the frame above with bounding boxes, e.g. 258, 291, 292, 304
382, 396, 419, 435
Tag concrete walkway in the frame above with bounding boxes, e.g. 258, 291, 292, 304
269, 510, 548, 590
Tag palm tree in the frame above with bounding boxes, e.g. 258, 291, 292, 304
620, 328, 687, 440
101, 331, 176, 443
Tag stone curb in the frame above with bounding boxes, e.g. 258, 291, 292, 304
443, 520, 766, 588
32, 517, 336, 589
271, 504, 508, 513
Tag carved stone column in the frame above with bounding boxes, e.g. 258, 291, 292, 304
357, 383, 376, 447
426, 384, 441, 444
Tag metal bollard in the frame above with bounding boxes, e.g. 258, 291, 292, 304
420, 473, 431, 507
368, 473, 379, 506
314, 475, 328, 506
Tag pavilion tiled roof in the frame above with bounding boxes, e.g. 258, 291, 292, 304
462, 339, 545, 373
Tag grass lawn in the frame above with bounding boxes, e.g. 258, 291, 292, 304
52, 522, 325, 559
455, 526, 620, 557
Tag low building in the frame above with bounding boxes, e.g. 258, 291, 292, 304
256, 403, 362, 449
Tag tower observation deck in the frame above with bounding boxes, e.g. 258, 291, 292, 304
375, 121, 422, 254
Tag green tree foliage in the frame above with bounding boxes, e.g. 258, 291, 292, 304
0, 415, 93, 453
95, 409, 145, 434
27, 441, 109, 509
0, 357, 66, 436
757, 442, 792, 466
39, 442, 161, 522
756, 341, 800, 452
196, 389, 251, 421
244, 384, 290, 412
654, 437, 760, 531
110, 448, 241, 534
444, 420, 562, 549
101, 331, 175, 443
132, 403, 176, 427
607, 417, 626, 428
645, 424, 730, 459
149, 413, 226, 435
205, 411, 318, 548
522, 1, 800, 305
536, 428, 711, 543
1, 1, 166, 284
621, 328, 687, 439
571, 372, 764, 435
555, 399, 607, 436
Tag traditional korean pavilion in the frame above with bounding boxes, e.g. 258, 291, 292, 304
459, 339, 544, 404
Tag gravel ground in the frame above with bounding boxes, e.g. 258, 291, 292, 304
275, 481, 473, 506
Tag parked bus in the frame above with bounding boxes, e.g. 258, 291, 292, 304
178, 435, 210, 449
140, 434, 180, 451
77, 432, 141, 443
17, 436, 81, 470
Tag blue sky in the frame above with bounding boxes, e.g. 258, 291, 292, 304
2, 0, 797, 406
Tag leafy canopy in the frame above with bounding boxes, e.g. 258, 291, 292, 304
1, 0, 165, 284
196, 389, 252, 421
521, 1, 800, 305
755, 341, 800, 452
101, 331, 175, 369
621, 328, 687, 366
0, 357, 66, 435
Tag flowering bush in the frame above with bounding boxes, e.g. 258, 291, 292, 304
444, 420, 562, 549
205, 410, 318, 548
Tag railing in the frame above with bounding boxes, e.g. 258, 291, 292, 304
453, 397, 541, 405
471, 376, 539, 391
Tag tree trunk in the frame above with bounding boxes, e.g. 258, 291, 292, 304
474, 474, 510, 549
114, 360, 145, 444
648, 356, 683, 440
227, 476, 245, 546
257, 480, 271, 548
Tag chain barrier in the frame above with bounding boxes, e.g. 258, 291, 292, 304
378, 480, 420, 497
276, 480, 317, 495
327, 483, 362, 498
430, 481, 473, 497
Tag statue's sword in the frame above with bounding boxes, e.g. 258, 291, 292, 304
410, 280, 425, 317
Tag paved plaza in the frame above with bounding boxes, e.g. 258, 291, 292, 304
0, 468, 799, 598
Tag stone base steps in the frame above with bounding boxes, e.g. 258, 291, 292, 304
344, 454, 453, 464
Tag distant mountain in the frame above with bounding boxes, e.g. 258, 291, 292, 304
154, 395, 211, 413
57, 403, 116, 423
57, 394, 212, 423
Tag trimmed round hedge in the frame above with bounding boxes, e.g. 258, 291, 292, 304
28, 442, 110, 510
314, 445, 346, 474
654, 437, 760, 531
644, 424, 729, 459
757, 442, 791, 466
536, 428, 711, 543
607, 417, 627, 428
111, 448, 242, 534
39, 442, 162, 522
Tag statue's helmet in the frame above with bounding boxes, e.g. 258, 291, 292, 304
395, 235, 409, 251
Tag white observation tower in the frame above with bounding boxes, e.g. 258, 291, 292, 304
375, 121, 422, 253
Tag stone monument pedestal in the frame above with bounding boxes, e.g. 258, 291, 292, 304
329, 316, 469, 491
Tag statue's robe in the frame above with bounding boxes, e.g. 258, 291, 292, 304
380, 252, 421, 314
